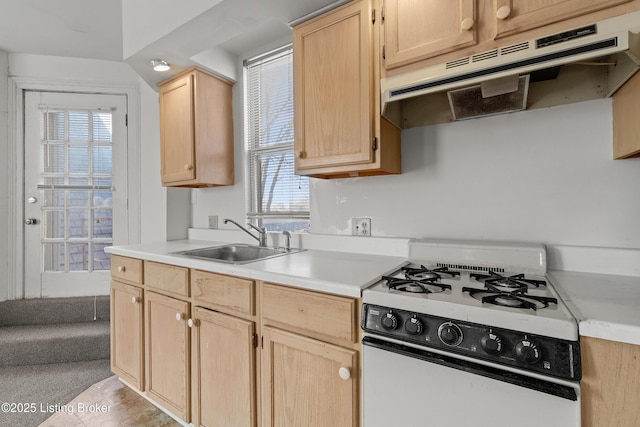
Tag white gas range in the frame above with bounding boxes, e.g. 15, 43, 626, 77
361, 239, 581, 427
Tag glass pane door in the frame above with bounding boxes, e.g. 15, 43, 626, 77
40, 109, 114, 272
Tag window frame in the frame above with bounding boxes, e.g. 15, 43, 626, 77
243, 45, 310, 232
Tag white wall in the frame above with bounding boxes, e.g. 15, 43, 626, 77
192, 98, 640, 250
0, 50, 9, 301
138, 79, 170, 243
311, 100, 640, 248
191, 67, 250, 226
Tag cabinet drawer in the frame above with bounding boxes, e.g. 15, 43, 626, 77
144, 261, 189, 297
191, 270, 255, 316
110, 255, 143, 285
261, 283, 357, 344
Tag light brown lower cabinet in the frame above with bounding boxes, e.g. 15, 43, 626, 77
110, 258, 361, 426
261, 326, 359, 427
581, 336, 640, 427
190, 306, 257, 427
110, 280, 144, 390
144, 290, 191, 421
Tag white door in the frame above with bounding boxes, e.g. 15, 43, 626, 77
23, 91, 128, 298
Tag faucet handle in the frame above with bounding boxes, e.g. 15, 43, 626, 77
282, 231, 292, 251
247, 223, 266, 233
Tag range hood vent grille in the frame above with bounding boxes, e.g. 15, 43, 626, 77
501, 42, 530, 56
446, 57, 470, 69
389, 38, 618, 98
472, 49, 498, 63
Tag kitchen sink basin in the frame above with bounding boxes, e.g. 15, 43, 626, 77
174, 244, 302, 264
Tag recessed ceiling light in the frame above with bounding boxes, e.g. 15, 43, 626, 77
150, 59, 170, 72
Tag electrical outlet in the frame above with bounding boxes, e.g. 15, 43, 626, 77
352, 217, 371, 236
208, 215, 218, 229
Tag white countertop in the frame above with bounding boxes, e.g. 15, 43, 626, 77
548, 270, 640, 346
106, 238, 640, 344
105, 240, 406, 298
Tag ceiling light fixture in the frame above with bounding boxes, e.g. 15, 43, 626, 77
150, 59, 170, 72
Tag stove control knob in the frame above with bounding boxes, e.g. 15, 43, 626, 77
515, 340, 541, 365
480, 333, 503, 354
381, 312, 398, 331
438, 322, 463, 346
404, 316, 423, 336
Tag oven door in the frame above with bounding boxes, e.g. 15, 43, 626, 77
363, 336, 580, 427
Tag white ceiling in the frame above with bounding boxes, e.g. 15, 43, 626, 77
0, 0, 345, 86
0, 0, 123, 61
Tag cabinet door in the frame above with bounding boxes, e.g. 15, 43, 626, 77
494, 0, 632, 39
383, 0, 477, 70
145, 291, 190, 421
261, 326, 359, 427
293, 0, 374, 171
159, 73, 196, 184
191, 307, 256, 427
581, 336, 640, 426
110, 281, 144, 390
613, 57, 640, 159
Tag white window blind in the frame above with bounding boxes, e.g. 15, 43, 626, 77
245, 45, 310, 232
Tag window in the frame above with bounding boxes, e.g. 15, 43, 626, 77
244, 45, 310, 232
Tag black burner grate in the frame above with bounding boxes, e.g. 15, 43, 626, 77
384, 265, 457, 294
462, 286, 557, 311
471, 271, 546, 290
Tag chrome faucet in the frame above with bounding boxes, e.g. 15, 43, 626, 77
223, 218, 267, 247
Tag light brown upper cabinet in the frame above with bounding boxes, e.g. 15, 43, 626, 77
293, 0, 401, 178
613, 68, 640, 159
383, 0, 477, 70
493, 0, 631, 39
382, 0, 637, 73
158, 67, 234, 187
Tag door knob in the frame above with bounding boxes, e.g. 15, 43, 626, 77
24, 218, 38, 225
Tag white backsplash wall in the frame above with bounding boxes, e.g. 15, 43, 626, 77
311, 99, 640, 249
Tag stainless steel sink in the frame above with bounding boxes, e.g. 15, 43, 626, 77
174, 244, 302, 264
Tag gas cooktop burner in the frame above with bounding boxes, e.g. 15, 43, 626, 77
471, 271, 546, 291
402, 265, 460, 281
462, 286, 558, 311
384, 276, 452, 294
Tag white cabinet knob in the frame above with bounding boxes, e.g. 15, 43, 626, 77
338, 367, 351, 380
461, 17, 474, 31
117, 265, 126, 273
187, 318, 197, 328
176, 312, 184, 321
184, 163, 193, 171
131, 296, 139, 304
496, 5, 511, 20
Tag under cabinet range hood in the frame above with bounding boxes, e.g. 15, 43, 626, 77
382, 10, 640, 123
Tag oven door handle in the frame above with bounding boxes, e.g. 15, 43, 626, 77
363, 336, 578, 401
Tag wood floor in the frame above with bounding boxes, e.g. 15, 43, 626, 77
39, 376, 181, 426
